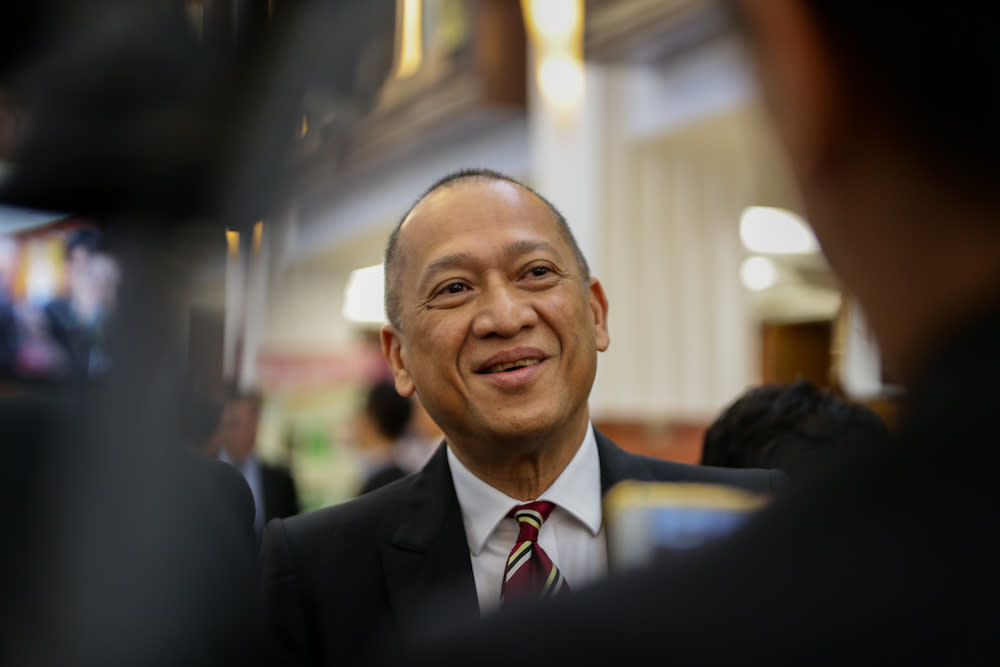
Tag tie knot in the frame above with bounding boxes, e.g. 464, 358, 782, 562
508, 501, 555, 541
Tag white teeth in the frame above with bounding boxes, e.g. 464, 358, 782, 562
485, 358, 541, 374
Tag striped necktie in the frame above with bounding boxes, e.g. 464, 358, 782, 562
501, 501, 570, 602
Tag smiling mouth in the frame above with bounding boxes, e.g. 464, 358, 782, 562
478, 359, 542, 374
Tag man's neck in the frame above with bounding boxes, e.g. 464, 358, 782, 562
447, 422, 590, 501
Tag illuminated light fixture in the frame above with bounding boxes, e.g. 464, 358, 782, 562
394, 0, 423, 79
739, 206, 819, 255
740, 256, 778, 291
536, 55, 584, 116
521, 0, 584, 119
525, 0, 581, 43
225, 228, 240, 258
252, 221, 263, 256
343, 263, 388, 325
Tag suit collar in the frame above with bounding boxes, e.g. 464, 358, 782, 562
595, 428, 657, 493
381, 431, 650, 631
391, 431, 645, 546
389, 443, 457, 550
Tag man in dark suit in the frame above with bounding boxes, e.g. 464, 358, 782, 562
354, 379, 413, 496
394, 2, 1000, 666
260, 169, 785, 666
219, 391, 300, 539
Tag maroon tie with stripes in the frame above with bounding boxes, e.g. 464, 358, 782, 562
501, 501, 570, 602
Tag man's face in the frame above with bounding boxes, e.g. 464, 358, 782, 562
382, 180, 609, 461
220, 399, 258, 463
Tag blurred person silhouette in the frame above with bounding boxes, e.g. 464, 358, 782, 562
700, 379, 890, 483
219, 390, 300, 539
354, 379, 413, 496
0, 0, 396, 664
180, 387, 225, 458
395, 392, 445, 474
260, 169, 786, 667
42, 227, 115, 377
392, 1, 1000, 666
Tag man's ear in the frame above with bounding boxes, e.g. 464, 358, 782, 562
737, 0, 848, 183
381, 324, 415, 397
588, 277, 610, 352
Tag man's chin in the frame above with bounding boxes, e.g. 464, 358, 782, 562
476, 414, 569, 450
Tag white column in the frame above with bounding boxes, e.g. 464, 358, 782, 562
240, 221, 269, 390
528, 61, 607, 279
223, 229, 246, 381
584, 59, 759, 423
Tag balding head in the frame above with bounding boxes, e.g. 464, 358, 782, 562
383, 169, 589, 329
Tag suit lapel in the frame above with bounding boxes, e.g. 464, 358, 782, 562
381, 444, 479, 633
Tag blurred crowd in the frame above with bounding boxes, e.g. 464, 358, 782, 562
0, 226, 120, 381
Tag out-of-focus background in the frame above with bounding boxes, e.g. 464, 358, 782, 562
0, 0, 897, 513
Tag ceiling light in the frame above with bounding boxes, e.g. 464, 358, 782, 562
739, 206, 818, 254
343, 263, 387, 325
524, 0, 581, 44
740, 256, 778, 291
537, 54, 584, 115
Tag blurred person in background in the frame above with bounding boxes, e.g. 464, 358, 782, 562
181, 387, 225, 458
700, 379, 890, 484
219, 390, 300, 539
43, 227, 112, 377
0, 236, 18, 376
354, 379, 413, 496
261, 168, 786, 667
395, 393, 444, 474
394, 1, 1000, 665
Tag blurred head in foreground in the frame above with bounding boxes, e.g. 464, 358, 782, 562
701, 379, 889, 479
732, 0, 1000, 383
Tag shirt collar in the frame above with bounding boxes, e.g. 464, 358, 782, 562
219, 450, 259, 475
447, 424, 603, 556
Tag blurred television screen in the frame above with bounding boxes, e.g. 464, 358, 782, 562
0, 203, 120, 385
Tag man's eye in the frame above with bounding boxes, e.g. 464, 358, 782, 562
528, 266, 550, 278
441, 282, 466, 295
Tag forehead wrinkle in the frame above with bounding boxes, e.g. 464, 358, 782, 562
504, 239, 561, 261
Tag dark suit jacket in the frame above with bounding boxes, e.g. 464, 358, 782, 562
358, 462, 408, 496
260, 430, 784, 667
396, 305, 1000, 667
260, 462, 300, 522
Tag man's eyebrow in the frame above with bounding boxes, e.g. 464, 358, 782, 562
416, 240, 562, 291
418, 252, 478, 290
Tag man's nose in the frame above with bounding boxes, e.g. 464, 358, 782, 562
471, 280, 538, 338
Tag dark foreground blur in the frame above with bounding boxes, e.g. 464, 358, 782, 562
0, 1, 392, 664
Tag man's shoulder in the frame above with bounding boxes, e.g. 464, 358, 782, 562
276, 473, 416, 547
605, 439, 786, 495
647, 456, 785, 493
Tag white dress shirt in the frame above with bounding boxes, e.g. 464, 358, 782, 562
446, 424, 606, 613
